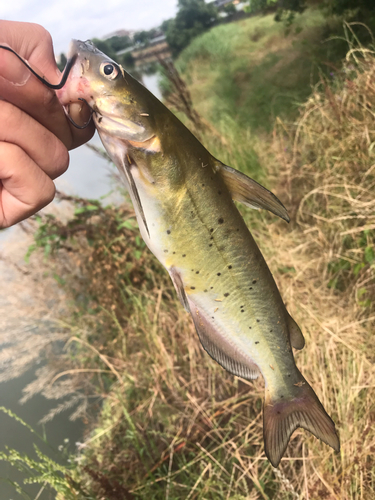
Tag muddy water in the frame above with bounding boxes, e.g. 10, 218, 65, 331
0, 134, 113, 500
0, 74, 161, 499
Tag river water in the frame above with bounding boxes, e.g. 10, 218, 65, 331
0, 74, 161, 499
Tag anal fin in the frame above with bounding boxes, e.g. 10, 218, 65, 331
187, 297, 260, 381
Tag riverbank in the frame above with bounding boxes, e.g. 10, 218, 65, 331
2, 9, 374, 499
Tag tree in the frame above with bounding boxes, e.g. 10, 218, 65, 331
91, 38, 118, 61
133, 29, 158, 47
246, 0, 375, 22
106, 35, 132, 52
224, 3, 237, 16
165, 0, 218, 56
57, 53, 67, 72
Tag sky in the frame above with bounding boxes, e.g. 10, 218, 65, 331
2, 0, 179, 55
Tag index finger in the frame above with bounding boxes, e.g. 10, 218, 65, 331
0, 22, 95, 150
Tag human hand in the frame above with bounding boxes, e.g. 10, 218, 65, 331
0, 21, 95, 228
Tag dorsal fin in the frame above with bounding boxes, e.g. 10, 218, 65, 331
217, 162, 290, 223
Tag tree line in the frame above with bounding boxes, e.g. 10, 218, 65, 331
57, 0, 375, 71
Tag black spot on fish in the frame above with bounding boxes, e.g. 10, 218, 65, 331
202, 184, 205, 187
182, 254, 186, 257
256, 319, 260, 323
209, 244, 213, 247
98, 117, 103, 123
277, 411, 281, 415
287, 374, 291, 377
217, 273, 221, 276
249, 326, 252, 329
241, 310, 245, 313
280, 395, 284, 398
224, 293, 229, 297
196, 271, 199, 274
173, 252, 176, 254
210, 228, 214, 233
255, 341, 259, 344
191, 286, 195, 290
218, 190, 222, 195
210, 236, 214, 240
204, 289, 208, 293
210, 287, 213, 289
167, 230, 171, 234
236, 228, 240, 232
270, 329, 273, 333
249, 287, 253, 290
218, 218, 224, 224
228, 265, 232, 269
252, 280, 257, 284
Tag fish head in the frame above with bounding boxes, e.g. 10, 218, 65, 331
58, 39, 155, 142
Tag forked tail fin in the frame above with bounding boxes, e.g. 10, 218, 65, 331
263, 376, 340, 467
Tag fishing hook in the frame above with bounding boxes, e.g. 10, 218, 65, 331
0, 44, 76, 89
62, 98, 93, 130
0, 45, 93, 130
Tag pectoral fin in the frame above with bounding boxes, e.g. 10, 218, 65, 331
187, 297, 260, 380
120, 155, 150, 237
218, 163, 290, 222
287, 313, 305, 350
169, 267, 190, 312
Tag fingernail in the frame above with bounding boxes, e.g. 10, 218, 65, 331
0, 56, 31, 86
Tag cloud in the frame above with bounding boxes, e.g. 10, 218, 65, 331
2, 0, 178, 54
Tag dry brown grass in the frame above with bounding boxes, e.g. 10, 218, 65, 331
2, 25, 375, 500
266, 33, 375, 499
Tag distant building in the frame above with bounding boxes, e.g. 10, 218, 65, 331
211, 0, 246, 11
213, 0, 234, 8
117, 33, 172, 70
102, 29, 135, 40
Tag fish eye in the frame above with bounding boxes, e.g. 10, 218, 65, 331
100, 62, 118, 80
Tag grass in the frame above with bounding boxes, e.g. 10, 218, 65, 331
174, 9, 351, 134
2, 9, 375, 500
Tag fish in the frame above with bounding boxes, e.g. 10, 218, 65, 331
57, 40, 340, 467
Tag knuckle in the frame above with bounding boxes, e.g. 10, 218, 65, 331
29, 23, 53, 46
41, 179, 56, 206
49, 139, 69, 178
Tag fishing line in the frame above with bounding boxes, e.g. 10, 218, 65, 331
0, 45, 92, 128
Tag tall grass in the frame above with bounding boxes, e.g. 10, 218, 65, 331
2, 13, 375, 500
